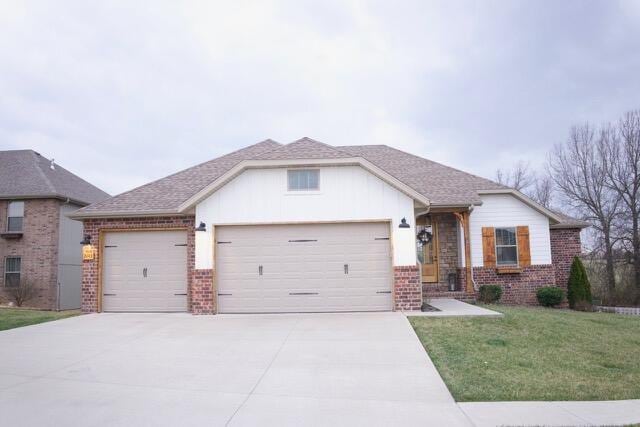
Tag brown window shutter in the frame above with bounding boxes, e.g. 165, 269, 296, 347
481, 227, 496, 267
516, 226, 531, 266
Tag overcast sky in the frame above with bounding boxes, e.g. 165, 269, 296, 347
1, 1, 639, 196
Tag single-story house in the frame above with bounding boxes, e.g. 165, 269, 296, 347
0, 150, 110, 309
71, 138, 587, 314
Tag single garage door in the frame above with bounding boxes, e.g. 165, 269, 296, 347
102, 230, 188, 312
216, 222, 392, 313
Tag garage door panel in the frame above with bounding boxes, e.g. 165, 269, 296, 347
217, 222, 392, 313
102, 231, 188, 312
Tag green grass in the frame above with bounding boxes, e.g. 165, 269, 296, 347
409, 305, 640, 402
0, 308, 80, 331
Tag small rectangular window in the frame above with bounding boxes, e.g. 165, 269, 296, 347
4, 257, 21, 287
7, 201, 24, 232
495, 227, 518, 265
287, 169, 320, 191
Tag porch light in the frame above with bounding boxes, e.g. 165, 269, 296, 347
399, 217, 410, 228
195, 222, 207, 232
80, 235, 91, 245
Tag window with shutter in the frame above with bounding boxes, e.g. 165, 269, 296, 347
481, 227, 496, 267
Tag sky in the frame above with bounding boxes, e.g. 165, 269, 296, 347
1, 0, 639, 196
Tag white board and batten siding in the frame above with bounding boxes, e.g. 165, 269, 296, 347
468, 194, 552, 267
195, 165, 417, 269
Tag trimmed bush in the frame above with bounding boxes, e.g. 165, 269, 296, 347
536, 286, 564, 307
567, 256, 592, 310
478, 285, 503, 303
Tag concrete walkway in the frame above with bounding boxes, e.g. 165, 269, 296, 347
406, 298, 503, 317
460, 400, 640, 426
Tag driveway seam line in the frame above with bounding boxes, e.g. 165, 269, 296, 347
224, 318, 301, 426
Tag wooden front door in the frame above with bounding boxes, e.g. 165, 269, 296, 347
417, 216, 438, 283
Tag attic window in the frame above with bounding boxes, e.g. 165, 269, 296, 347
288, 169, 319, 191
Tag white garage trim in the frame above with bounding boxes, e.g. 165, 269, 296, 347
98, 228, 189, 312
212, 219, 395, 313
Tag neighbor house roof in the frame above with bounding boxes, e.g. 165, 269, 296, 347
0, 149, 110, 205
71, 138, 585, 228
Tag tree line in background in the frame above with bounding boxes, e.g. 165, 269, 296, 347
496, 109, 640, 306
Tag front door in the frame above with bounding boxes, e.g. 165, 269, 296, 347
417, 216, 438, 283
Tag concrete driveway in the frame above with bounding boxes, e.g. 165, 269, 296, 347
0, 312, 470, 426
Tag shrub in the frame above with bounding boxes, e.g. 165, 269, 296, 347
8, 281, 35, 307
536, 286, 564, 307
567, 256, 592, 310
478, 285, 503, 303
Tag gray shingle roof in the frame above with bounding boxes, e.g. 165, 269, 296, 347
77, 140, 281, 215
336, 144, 507, 206
72, 138, 584, 227
0, 149, 110, 205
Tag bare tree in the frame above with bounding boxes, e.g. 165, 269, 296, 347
495, 160, 535, 192
530, 174, 554, 208
549, 124, 621, 294
602, 110, 640, 297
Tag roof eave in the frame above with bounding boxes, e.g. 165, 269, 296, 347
67, 209, 187, 220
550, 222, 590, 230
0, 194, 90, 206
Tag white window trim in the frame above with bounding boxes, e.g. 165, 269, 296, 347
494, 227, 519, 266
287, 169, 321, 192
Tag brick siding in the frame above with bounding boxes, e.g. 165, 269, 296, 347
394, 265, 422, 311
550, 228, 582, 292
191, 269, 214, 314
0, 199, 61, 309
81, 216, 201, 313
470, 264, 556, 305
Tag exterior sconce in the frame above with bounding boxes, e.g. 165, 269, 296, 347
399, 217, 410, 228
80, 235, 91, 245
195, 222, 207, 232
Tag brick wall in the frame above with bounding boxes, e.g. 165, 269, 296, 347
394, 265, 422, 311
0, 199, 61, 309
81, 216, 202, 313
471, 264, 556, 305
550, 228, 582, 293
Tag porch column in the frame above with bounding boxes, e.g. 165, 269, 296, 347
454, 211, 474, 294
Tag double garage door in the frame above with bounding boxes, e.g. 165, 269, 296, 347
101, 222, 392, 313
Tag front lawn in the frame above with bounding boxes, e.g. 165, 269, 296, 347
0, 308, 80, 331
409, 305, 640, 402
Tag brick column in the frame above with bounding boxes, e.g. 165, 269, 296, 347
550, 228, 582, 293
191, 269, 214, 314
394, 265, 422, 311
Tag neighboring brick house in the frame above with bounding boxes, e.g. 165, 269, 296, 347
71, 138, 587, 315
0, 150, 109, 310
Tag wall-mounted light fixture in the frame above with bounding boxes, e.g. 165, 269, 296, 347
195, 222, 207, 232
399, 217, 410, 228
80, 235, 91, 245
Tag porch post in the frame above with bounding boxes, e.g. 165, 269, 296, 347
454, 211, 474, 294
462, 211, 473, 294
